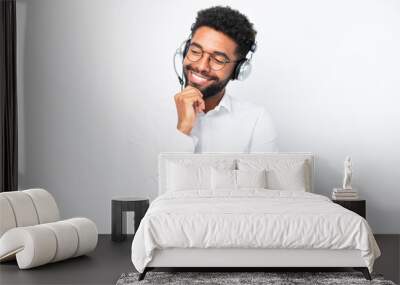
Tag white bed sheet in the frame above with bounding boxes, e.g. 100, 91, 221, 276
131, 189, 380, 273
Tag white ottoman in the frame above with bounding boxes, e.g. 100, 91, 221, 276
0, 189, 98, 269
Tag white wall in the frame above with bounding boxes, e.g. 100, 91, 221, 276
17, 0, 400, 233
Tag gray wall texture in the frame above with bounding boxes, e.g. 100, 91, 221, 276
16, 0, 400, 233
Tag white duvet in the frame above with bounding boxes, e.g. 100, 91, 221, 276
131, 189, 380, 273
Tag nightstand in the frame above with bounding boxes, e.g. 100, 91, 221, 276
332, 199, 366, 219
111, 197, 149, 242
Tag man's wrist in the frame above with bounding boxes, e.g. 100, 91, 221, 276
177, 123, 192, 135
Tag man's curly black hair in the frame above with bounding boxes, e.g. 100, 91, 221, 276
190, 6, 257, 59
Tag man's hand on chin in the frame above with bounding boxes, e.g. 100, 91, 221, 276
174, 86, 205, 135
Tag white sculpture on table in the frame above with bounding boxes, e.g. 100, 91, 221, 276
342, 156, 353, 190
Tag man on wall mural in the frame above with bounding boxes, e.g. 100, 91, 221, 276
172, 6, 278, 153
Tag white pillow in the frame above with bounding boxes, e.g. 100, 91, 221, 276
211, 168, 236, 190
211, 168, 268, 190
237, 158, 309, 191
267, 166, 306, 191
167, 162, 211, 191
236, 169, 268, 189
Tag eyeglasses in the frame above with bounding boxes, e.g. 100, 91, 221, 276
186, 44, 240, 71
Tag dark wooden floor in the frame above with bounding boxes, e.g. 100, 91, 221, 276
0, 234, 398, 285
0, 235, 134, 285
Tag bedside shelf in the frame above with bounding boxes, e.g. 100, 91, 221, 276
332, 199, 366, 219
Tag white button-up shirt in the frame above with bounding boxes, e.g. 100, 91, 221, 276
169, 93, 278, 153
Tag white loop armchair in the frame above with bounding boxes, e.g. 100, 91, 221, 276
0, 188, 98, 269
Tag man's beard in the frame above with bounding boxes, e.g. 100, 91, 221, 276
183, 65, 231, 99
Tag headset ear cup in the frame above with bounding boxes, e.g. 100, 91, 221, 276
232, 59, 245, 80
236, 60, 252, 81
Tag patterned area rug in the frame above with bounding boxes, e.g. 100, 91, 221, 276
116, 271, 396, 285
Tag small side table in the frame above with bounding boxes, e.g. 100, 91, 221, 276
332, 199, 366, 219
111, 197, 149, 242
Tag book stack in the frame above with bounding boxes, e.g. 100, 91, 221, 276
332, 188, 359, 200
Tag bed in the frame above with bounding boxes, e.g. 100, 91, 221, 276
131, 152, 381, 281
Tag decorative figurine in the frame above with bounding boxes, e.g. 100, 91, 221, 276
342, 156, 353, 190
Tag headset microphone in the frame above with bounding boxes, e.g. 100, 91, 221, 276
173, 39, 190, 91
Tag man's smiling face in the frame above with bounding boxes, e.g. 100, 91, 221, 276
183, 26, 239, 98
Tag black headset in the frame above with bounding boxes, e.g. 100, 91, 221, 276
174, 25, 257, 89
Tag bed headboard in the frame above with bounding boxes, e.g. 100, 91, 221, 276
158, 152, 315, 195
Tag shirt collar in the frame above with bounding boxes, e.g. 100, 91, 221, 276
213, 93, 232, 113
